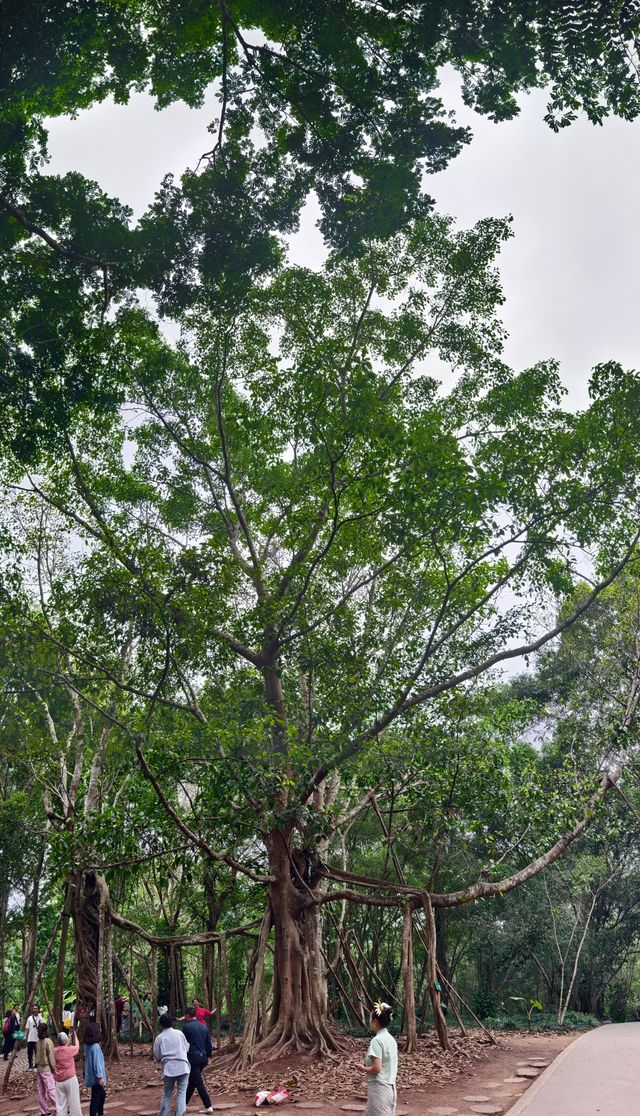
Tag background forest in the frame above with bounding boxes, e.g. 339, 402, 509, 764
2, 0, 640, 1072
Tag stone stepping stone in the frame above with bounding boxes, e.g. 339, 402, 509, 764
396, 1109, 410, 1115
482, 1083, 503, 1089
341, 1107, 366, 1112
516, 1068, 539, 1078
469, 1108, 503, 1115
463, 1098, 491, 1104
211, 1108, 242, 1112
429, 1108, 459, 1115
503, 1077, 521, 1083
295, 1106, 324, 1111
527, 1060, 550, 1067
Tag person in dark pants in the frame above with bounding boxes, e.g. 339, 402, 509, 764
25, 1004, 45, 1069
83, 1022, 107, 1116
182, 1006, 213, 1114
2, 1007, 20, 1061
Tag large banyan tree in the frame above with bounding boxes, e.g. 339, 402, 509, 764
2, 0, 640, 1072
4, 216, 640, 1062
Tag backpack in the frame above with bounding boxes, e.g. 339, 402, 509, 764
2, 1017, 10, 1035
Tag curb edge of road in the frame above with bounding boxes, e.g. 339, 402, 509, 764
502, 1028, 593, 1116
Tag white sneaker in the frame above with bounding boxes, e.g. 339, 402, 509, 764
202, 1108, 214, 1113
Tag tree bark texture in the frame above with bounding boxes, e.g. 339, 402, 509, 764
402, 906, 417, 1053
71, 870, 110, 1024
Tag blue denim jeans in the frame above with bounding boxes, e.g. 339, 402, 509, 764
160, 1072, 189, 1116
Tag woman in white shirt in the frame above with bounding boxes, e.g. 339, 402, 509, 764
357, 1002, 398, 1116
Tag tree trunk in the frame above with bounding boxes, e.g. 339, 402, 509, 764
402, 906, 417, 1053
435, 907, 448, 999
104, 919, 120, 1059
23, 842, 46, 1002
421, 895, 450, 1052
0, 884, 8, 1017
203, 867, 220, 1008
150, 944, 158, 1037
54, 882, 73, 1029
219, 934, 235, 1046
236, 831, 345, 1064
71, 869, 111, 1024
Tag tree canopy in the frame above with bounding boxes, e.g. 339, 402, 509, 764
2, 2, 640, 455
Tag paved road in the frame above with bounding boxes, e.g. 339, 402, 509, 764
506, 1022, 640, 1116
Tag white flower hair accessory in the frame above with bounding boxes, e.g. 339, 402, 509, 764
373, 1001, 393, 1019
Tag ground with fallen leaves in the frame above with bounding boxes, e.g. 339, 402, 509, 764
0, 1029, 577, 1116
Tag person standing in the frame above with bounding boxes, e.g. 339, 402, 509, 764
191, 998, 215, 1025
357, 1002, 398, 1116
34, 1022, 57, 1116
25, 1004, 46, 1069
2, 1006, 20, 1061
83, 1023, 107, 1116
115, 994, 125, 1034
54, 1030, 82, 1116
182, 1005, 214, 1114
153, 1013, 190, 1116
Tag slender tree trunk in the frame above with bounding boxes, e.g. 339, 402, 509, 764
96, 890, 105, 1032
104, 918, 119, 1060
0, 884, 8, 1017
219, 934, 235, 1047
203, 867, 220, 1009
402, 906, 417, 1053
422, 895, 450, 1052
23, 842, 46, 1001
151, 944, 158, 1039
238, 908, 271, 1068
54, 882, 73, 1028
435, 907, 448, 999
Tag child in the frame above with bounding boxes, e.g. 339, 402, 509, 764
54, 1030, 82, 1116
357, 1001, 398, 1116
34, 1022, 56, 1116
83, 1022, 107, 1116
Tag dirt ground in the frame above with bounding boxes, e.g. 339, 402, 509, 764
0, 1030, 577, 1116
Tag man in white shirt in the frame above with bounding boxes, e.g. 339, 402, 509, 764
153, 1013, 190, 1116
25, 1004, 45, 1070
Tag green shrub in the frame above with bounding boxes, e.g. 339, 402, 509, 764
607, 982, 629, 1023
482, 1010, 600, 1032
471, 989, 499, 1019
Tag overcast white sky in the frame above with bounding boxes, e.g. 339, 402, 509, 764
46, 71, 640, 410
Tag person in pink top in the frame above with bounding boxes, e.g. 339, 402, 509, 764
54, 1030, 82, 1116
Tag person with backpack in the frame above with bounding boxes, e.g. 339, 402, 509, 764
25, 1004, 46, 1069
182, 1005, 214, 1113
35, 1021, 56, 1116
83, 1022, 107, 1116
2, 1006, 20, 1061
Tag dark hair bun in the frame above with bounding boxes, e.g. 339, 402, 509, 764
372, 1001, 393, 1027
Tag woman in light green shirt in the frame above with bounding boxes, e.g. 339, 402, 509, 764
357, 1002, 398, 1116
